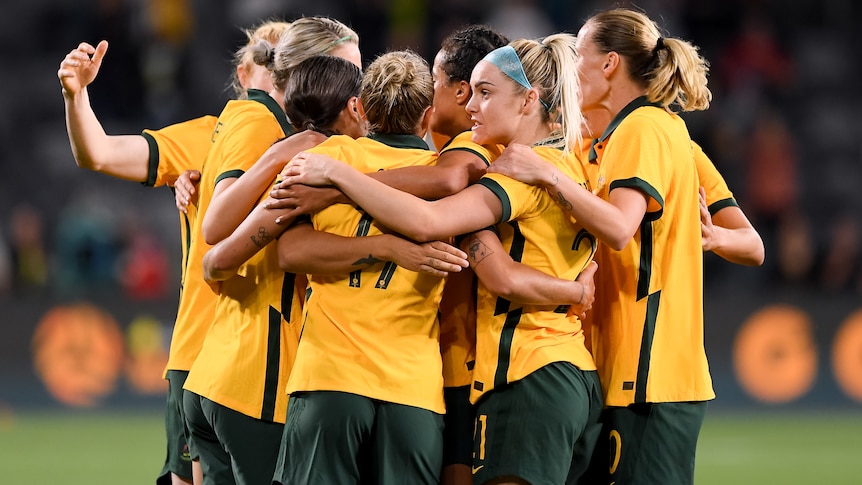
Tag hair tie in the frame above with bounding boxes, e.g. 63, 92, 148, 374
483, 45, 550, 111
327, 35, 353, 51
654, 37, 665, 55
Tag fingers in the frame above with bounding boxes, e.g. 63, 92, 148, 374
92, 40, 109, 64
428, 240, 468, 266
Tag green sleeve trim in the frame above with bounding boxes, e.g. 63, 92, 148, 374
708, 198, 738, 216
141, 132, 159, 187
215, 169, 245, 187
610, 177, 664, 221
476, 178, 511, 223
443, 147, 491, 167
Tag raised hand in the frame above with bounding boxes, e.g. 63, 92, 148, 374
58, 40, 108, 97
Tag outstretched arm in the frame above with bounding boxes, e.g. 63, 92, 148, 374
277, 152, 502, 241
277, 222, 468, 277
700, 187, 765, 266
59, 40, 151, 181
488, 144, 646, 250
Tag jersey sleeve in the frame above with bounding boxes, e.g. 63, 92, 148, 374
476, 172, 546, 223
141, 115, 217, 187
211, 111, 285, 187
603, 114, 671, 216
692, 141, 738, 215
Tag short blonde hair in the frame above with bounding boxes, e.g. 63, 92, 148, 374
229, 20, 291, 99
361, 50, 433, 135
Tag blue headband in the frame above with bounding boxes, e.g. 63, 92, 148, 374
482, 45, 550, 111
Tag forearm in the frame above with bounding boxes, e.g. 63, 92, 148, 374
279, 229, 400, 274
541, 168, 642, 250
202, 202, 291, 281
327, 164, 451, 241
708, 226, 765, 266
64, 89, 149, 181
463, 231, 585, 306
203, 154, 284, 244
497, 263, 585, 306
368, 164, 470, 200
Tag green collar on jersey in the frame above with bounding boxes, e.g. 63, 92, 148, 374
588, 95, 662, 163
246, 89, 294, 137
368, 133, 430, 150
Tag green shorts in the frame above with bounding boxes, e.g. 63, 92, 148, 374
183, 391, 284, 485
156, 370, 192, 485
273, 391, 444, 485
442, 385, 474, 467
472, 362, 603, 485
581, 401, 708, 485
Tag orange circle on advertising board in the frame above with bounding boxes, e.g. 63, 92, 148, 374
832, 309, 862, 402
733, 305, 817, 403
31, 303, 125, 407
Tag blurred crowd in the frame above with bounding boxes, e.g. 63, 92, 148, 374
1, 0, 860, 299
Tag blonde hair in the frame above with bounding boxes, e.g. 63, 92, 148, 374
361, 50, 433, 135
255, 17, 359, 92
229, 20, 291, 99
586, 8, 712, 112
508, 34, 583, 154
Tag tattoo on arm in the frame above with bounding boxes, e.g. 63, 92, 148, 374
353, 254, 383, 267
250, 227, 273, 248
466, 237, 494, 265
554, 191, 573, 212
550, 173, 560, 186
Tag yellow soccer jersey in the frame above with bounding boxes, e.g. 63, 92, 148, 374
437, 131, 503, 388
588, 96, 714, 407
469, 145, 597, 404
141, 115, 218, 314
692, 141, 738, 214
285, 133, 448, 414
141, 115, 218, 188
168, 89, 292, 382
439, 130, 503, 167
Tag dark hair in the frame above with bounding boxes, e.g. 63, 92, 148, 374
438, 25, 509, 83
283, 56, 363, 135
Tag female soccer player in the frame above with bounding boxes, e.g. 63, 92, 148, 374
57, 21, 289, 485
487, 8, 717, 484
176, 17, 362, 485
278, 35, 603, 485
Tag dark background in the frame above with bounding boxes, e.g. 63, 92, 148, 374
1, 0, 861, 411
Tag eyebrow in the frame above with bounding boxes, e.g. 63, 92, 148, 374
473, 80, 495, 89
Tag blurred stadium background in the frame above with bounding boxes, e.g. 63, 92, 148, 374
1, 0, 861, 483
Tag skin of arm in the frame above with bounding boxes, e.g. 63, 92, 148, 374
59, 40, 151, 182
461, 230, 598, 316
203, 196, 469, 282
201, 130, 326, 245
278, 152, 503, 241
265, 146, 489, 214
700, 187, 765, 266
488, 143, 648, 250
365, 148, 488, 200
277, 222, 468, 276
